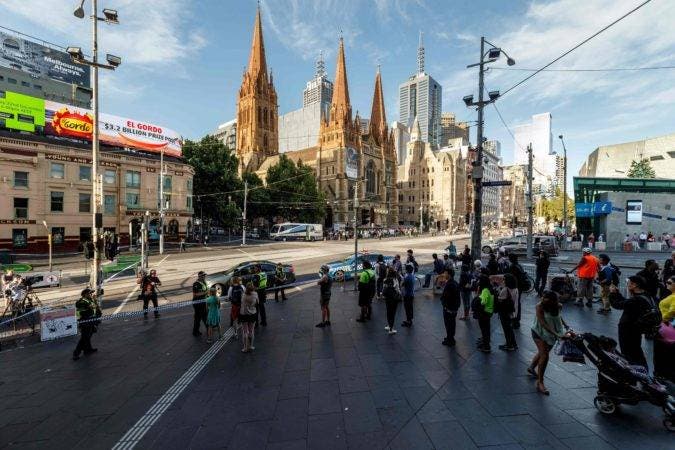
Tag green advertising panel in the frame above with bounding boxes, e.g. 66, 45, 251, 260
0, 91, 46, 132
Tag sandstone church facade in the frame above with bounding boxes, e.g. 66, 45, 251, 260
235, 7, 398, 229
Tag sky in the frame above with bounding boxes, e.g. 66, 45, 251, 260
2, 0, 675, 182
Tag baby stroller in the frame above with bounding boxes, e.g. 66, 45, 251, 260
572, 333, 675, 431
549, 271, 576, 303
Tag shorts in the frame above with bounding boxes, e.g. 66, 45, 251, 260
238, 313, 256, 323
320, 296, 331, 307
531, 329, 553, 351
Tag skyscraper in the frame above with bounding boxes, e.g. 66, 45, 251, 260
398, 33, 442, 148
302, 51, 333, 119
513, 113, 554, 178
440, 112, 469, 146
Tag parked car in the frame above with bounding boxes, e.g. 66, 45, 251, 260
483, 235, 558, 256
205, 260, 295, 298
323, 252, 394, 282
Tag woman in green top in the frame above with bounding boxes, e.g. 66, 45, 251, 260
205, 286, 221, 343
475, 274, 495, 353
529, 290, 570, 395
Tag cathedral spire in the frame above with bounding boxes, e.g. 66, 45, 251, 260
410, 115, 421, 141
369, 67, 387, 143
247, 5, 267, 78
330, 37, 351, 122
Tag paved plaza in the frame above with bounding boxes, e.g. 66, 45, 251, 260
1, 279, 672, 450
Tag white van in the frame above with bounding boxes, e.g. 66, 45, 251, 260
271, 223, 323, 241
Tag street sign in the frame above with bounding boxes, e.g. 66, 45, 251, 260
482, 180, 512, 187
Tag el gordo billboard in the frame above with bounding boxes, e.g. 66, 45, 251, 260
45, 100, 182, 157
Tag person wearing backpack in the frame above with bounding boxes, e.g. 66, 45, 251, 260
496, 273, 519, 351
227, 276, 244, 338
440, 267, 461, 346
636, 260, 662, 301
597, 254, 619, 315
507, 254, 529, 329
609, 275, 656, 368
405, 249, 419, 273
375, 255, 388, 299
356, 261, 376, 323
401, 265, 416, 327
382, 268, 402, 335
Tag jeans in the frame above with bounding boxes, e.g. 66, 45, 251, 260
513, 291, 522, 328
403, 295, 414, 322
443, 310, 457, 342
460, 291, 472, 313
478, 317, 491, 347
423, 273, 434, 288
74, 323, 95, 355
385, 298, 399, 329
499, 312, 516, 347
256, 289, 267, 325
142, 292, 159, 316
377, 278, 384, 297
535, 272, 547, 295
192, 302, 207, 334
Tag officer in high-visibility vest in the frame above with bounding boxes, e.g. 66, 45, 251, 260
253, 265, 267, 326
192, 271, 208, 336
73, 288, 98, 360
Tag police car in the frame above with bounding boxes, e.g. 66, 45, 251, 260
322, 252, 394, 282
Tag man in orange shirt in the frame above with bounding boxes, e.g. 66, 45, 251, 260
571, 248, 599, 307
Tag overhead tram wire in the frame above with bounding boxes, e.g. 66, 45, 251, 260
498, 0, 654, 99
491, 65, 675, 73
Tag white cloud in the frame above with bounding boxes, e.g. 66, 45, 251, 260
1, 0, 206, 67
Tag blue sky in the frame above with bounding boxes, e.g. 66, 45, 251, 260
3, 0, 675, 179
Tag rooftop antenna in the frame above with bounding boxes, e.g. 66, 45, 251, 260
316, 50, 326, 78
417, 31, 425, 75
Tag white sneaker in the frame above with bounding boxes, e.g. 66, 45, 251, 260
384, 326, 390, 331
388, 329, 397, 335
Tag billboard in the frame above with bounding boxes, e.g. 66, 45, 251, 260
345, 147, 358, 179
626, 200, 642, 225
0, 31, 90, 87
45, 100, 182, 157
0, 90, 45, 132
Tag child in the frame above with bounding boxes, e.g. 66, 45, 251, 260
227, 276, 244, 339
205, 286, 221, 343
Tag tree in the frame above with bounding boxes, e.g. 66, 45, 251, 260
265, 155, 326, 223
183, 136, 242, 228
627, 158, 656, 178
539, 189, 575, 226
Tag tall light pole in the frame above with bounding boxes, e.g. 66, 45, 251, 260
42, 221, 52, 272
526, 144, 534, 259
159, 148, 165, 254
558, 135, 569, 241
463, 37, 515, 261
68, 0, 121, 294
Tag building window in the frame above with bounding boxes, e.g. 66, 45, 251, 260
126, 193, 140, 207
79, 227, 92, 243
79, 193, 91, 213
13, 171, 28, 188
104, 169, 116, 184
79, 165, 92, 181
104, 194, 116, 214
186, 179, 193, 192
52, 227, 65, 245
126, 170, 141, 188
14, 198, 28, 219
50, 163, 65, 179
34, 84, 42, 90
12, 229, 27, 248
50, 191, 64, 212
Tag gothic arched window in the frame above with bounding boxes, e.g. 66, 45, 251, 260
258, 106, 262, 125
263, 133, 268, 152
366, 160, 376, 195
263, 107, 268, 126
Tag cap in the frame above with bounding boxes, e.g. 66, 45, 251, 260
197, 271, 206, 276
582, 247, 592, 254
81, 288, 94, 296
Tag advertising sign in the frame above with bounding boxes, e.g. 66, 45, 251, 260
0, 31, 90, 87
40, 306, 77, 341
345, 147, 358, 179
626, 200, 643, 225
45, 100, 182, 157
0, 90, 45, 132
575, 203, 592, 218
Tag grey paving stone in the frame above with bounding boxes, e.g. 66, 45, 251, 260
422, 420, 478, 450
279, 370, 310, 400
188, 425, 230, 449
340, 392, 382, 434
559, 435, 615, 450
497, 414, 567, 449
309, 380, 342, 415
266, 439, 307, 450
227, 421, 271, 450
344, 430, 389, 450
307, 412, 347, 450
402, 384, 434, 411
545, 421, 597, 439
388, 416, 434, 450
310, 357, 338, 382
415, 395, 456, 424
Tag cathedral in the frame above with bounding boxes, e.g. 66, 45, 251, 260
236, 7, 398, 229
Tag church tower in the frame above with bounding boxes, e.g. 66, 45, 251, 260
236, 6, 278, 173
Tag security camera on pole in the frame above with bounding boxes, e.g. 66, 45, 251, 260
68, 0, 121, 298
463, 37, 515, 261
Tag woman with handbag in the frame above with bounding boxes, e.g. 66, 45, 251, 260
473, 274, 495, 353
497, 274, 519, 351
382, 268, 402, 335
529, 290, 570, 395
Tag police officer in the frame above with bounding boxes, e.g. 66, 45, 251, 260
73, 288, 98, 360
138, 269, 161, 319
356, 260, 376, 322
253, 265, 268, 326
274, 262, 287, 302
192, 271, 208, 336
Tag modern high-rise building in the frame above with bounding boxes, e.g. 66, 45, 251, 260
302, 52, 333, 119
211, 119, 237, 149
513, 113, 554, 178
398, 33, 442, 148
555, 154, 565, 191
440, 112, 469, 146
391, 120, 410, 165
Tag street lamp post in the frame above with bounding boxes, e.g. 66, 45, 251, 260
558, 135, 569, 243
69, 0, 121, 294
42, 221, 52, 272
463, 37, 515, 261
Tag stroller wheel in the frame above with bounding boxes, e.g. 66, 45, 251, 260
664, 418, 674, 432
594, 396, 617, 415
